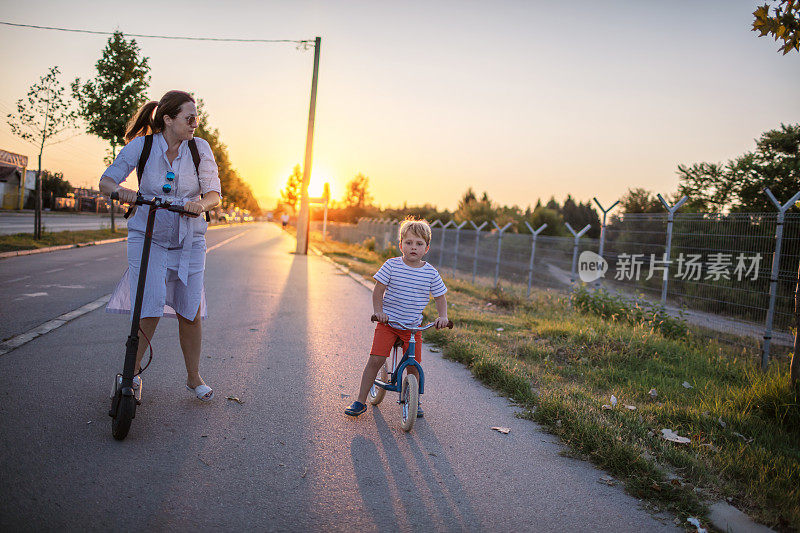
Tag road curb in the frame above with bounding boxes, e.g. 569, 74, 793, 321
0, 222, 254, 260
309, 244, 374, 291
0, 238, 127, 259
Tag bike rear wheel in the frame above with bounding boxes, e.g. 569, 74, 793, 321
368, 364, 388, 405
400, 374, 419, 432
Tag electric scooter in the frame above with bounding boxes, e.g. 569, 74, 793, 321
108, 192, 197, 440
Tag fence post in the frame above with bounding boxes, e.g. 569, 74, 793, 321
383, 219, 393, 249
657, 194, 688, 304
367, 218, 374, 243
492, 222, 513, 288
523, 222, 548, 297
430, 220, 442, 264
388, 220, 399, 253
439, 220, 455, 267
592, 198, 620, 289
761, 187, 800, 370
452, 221, 468, 277
565, 222, 591, 285
470, 221, 488, 284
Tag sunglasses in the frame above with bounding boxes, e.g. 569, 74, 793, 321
162, 171, 175, 194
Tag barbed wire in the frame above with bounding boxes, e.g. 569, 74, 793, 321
0, 21, 314, 45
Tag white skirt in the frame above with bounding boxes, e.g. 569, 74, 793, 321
106, 233, 208, 320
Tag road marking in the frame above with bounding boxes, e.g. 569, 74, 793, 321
44, 267, 65, 274
0, 295, 111, 356
207, 229, 251, 252
95, 256, 110, 261
0, 227, 251, 357
74, 262, 87, 267
14, 292, 48, 301
3, 275, 30, 284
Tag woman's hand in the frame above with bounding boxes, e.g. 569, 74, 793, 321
183, 200, 204, 217
114, 187, 139, 205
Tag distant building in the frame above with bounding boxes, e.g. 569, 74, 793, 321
0, 149, 28, 209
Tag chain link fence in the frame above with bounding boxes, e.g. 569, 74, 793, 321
313, 202, 800, 360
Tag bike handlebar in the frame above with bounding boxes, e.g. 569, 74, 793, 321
111, 191, 199, 217
371, 314, 454, 330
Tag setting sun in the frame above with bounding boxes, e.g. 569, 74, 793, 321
308, 171, 335, 200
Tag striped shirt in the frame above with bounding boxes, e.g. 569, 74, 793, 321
374, 257, 448, 326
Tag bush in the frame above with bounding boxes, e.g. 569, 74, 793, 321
487, 283, 524, 309
378, 245, 397, 262
571, 285, 688, 339
362, 236, 376, 251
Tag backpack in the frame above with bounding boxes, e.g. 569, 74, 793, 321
123, 134, 211, 222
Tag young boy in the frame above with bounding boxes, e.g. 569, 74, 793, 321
345, 218, 449, 418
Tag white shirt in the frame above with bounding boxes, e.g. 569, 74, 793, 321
102, 133, 221, 284
374, 257, 447, 327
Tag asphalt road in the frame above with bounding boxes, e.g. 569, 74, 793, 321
0, 223, 677, 532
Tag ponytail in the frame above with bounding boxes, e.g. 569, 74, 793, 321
124, 91, 196, 143
125, 101, 158, 143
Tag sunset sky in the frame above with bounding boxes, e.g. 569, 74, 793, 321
1, 1, 798, 211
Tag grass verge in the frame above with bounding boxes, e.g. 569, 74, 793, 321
311, 229, 800, 532
0, 228, 128, 253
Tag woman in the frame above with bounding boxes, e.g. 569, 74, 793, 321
99, 90, 221, 401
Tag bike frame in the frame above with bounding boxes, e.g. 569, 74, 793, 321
374, 321, 436, 396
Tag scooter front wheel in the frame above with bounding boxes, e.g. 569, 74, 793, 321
111, 394, 136, 440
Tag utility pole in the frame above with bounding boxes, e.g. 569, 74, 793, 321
295, 36, 321, 255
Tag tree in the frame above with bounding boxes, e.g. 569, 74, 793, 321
454, 188, 495, 225
7, 66, 77, 239
344, 173, 373, 208
73, 31, 150, 230
25, 170, 74, 210
43, 171, 73, 208
280, 165, 303, 213
560, 195, 600, 238
619, 188, 664, 214
753, 1, 800, 55
195, 99, 261, 215
676, 124, 800, 212
519, 206, 565, 236
72, 32, 150, 161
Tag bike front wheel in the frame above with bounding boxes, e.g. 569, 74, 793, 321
400, 374, 419, 432
368, 364, 388, 406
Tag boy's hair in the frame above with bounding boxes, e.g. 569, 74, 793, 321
399, 217, 432, 246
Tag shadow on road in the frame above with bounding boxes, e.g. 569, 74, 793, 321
349, 406, 479, 530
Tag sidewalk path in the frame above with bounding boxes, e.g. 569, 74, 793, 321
0, 223, 677, 532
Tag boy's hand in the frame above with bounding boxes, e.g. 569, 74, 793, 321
373, 312, 389, 323
434, 316, 450, 329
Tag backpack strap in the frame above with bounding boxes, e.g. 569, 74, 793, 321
188, 138, 211, 222
124, 134, 153, 219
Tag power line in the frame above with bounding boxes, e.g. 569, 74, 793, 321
0, 21, 313, 45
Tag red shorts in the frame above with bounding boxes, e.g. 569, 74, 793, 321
370, 322, 422, 362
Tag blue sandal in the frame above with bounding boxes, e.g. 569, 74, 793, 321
345, 401, 367, 417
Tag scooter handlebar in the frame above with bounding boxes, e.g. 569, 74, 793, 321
110, 191, 198, 217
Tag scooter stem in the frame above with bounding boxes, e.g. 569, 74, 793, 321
121, 203, 158, 389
